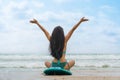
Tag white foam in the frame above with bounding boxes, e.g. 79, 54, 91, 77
0, 54, 120, 68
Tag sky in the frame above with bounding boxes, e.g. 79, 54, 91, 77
0, 0, 120, 54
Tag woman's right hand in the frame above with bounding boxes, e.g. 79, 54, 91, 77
30, 19, 38, 24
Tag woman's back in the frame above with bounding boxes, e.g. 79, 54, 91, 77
30, 17, 88, 70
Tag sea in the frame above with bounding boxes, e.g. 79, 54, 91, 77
0, 53, 120, 70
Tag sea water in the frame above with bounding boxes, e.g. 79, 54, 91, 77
0, 53, 120, 70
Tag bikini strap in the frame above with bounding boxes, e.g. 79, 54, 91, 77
57, 59, 60, 64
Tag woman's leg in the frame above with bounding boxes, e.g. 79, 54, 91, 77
64, 60, 75, 70
45, 61, 51, 68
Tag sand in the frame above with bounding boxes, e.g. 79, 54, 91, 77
0, 68, 120, 80
41, 76, 120, 80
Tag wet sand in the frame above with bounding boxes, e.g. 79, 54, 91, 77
0, 68, 120, 80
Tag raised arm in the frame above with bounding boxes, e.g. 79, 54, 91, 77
30, 19, 50, 41
65, 17, 88, 43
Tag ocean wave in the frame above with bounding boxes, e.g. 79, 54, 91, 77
0, 61, 120, 69
0, 54, 120, 69
0, 54, 120, 61
0, 64, 120, 69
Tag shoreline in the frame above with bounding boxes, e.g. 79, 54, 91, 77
0, 68, 120, 80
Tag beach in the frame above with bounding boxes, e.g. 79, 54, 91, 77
0, 68, 120, 80
0, 53, 120, 80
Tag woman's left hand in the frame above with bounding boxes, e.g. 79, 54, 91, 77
80, 17, 89, 22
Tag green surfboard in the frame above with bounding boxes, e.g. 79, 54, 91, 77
44, 67, 72, 75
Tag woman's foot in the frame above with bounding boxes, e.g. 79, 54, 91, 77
45, 61, 51, 68
64, 60, 75, 70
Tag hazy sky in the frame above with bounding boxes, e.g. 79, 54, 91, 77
0, 0, 120, 54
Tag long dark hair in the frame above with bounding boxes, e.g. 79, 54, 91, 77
50, 26, 65, 60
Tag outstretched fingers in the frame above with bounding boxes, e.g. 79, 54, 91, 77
30, 19, 38, 23
81, 17, 89, 22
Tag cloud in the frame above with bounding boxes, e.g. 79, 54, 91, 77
0, 0, 120, 54
101, 5, 113, 10
66, 7, 120, 53
31, 1, 44, 8
52, 0, 72, 4
53, 0, 92, 3
0, 0, 46, 53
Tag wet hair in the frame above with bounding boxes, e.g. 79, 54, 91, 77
49, 26, 65, 60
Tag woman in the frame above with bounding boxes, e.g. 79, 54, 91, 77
30, 17, 88, 70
